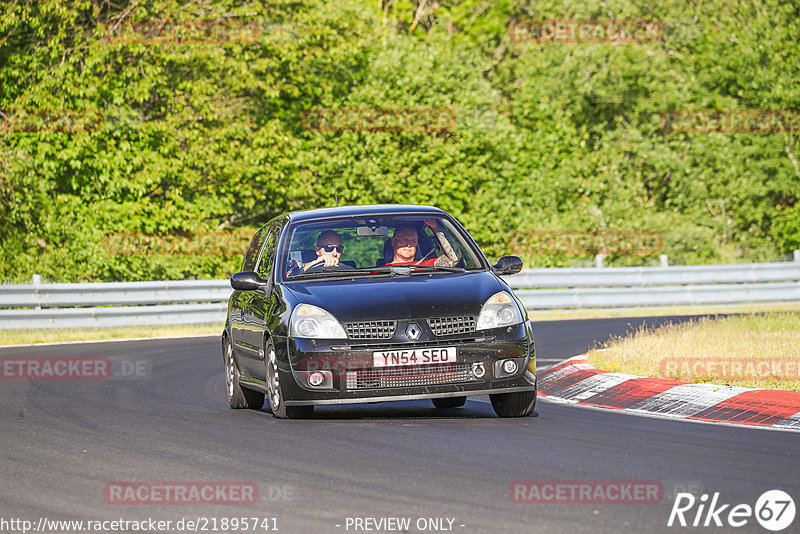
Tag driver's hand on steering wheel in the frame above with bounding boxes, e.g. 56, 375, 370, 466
304, 242, 343, 270
304, 256, 339, 270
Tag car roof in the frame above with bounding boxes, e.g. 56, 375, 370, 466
286, 204, 447, 223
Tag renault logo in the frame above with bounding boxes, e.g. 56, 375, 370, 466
406, 323, 421, 341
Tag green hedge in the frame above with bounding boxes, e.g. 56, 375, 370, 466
1, 0, 798, 281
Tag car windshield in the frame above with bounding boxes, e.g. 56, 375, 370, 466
280, 214, 486, 280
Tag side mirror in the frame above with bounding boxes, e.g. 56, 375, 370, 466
492, 255, 523, 275
230, 271, 268, 291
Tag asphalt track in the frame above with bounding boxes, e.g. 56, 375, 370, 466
1, 316, 798, 534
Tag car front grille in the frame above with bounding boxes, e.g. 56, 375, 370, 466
345, 363, 474, 389
427, 316, 476, 336
344, 320, 397, 340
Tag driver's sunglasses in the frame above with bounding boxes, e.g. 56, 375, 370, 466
318, 244, 343, 253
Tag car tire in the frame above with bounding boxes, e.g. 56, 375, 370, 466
224, 337, 264, 410
432, 396, 467, 409
489, 387, 536, 418
266, 339, 314, 419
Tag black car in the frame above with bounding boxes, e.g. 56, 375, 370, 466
222, 204, 536, 418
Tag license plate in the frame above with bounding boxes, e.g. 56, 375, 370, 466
373, 347, 457, 367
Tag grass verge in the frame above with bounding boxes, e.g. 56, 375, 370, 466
0, 324, 222, 346
587, 312, 800, 390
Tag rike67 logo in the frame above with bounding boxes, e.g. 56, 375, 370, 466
668, 490, 795, 531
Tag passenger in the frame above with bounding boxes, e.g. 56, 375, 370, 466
385, 222, 459, 267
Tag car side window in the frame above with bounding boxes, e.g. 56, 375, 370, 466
255, 226, 279, 281
241, 230, 264, 272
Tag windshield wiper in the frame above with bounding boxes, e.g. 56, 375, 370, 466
421, 265, 465, 272
369, 265, 466, 275
287, 267, 359, 279
356, 266, 413, 277
395, 264, 466, 273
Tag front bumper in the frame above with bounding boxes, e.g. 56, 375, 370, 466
274, 323, 536, 406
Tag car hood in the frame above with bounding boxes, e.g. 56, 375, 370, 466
283, 271, 504, 322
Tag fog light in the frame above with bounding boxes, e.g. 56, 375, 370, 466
502, 359, 518, 374
472, 362, 486, 379
308, 371, 325, 387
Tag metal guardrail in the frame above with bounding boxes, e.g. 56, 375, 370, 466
1, 261, 799, 329
506, 262, 800, 310
0, 280, 231, 329
507, 262, 800, 288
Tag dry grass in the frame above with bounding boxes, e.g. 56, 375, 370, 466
0, 323, 222, 346
587, 312, 800, 390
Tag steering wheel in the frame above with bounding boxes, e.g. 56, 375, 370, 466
303, 263, 353, 272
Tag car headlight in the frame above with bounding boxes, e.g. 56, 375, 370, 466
289, 304, 347, 339
476, 291, 522, 331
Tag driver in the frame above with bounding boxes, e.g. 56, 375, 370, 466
302, 230, 343, 271
385, 221, 460, 267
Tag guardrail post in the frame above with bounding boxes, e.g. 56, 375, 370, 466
32, 274, 42, 310
660, 254, 669, 267
595, 254, 605, 268
794, 249, 800, 262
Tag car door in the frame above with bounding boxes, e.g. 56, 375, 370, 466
238, 223, 281, 381
230, 228, 268, 372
